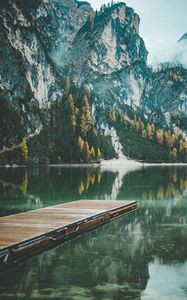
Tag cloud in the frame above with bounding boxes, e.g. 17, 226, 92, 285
148, 37, 187, 67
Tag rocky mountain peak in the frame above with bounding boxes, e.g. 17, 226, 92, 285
0, 0, 186, 163
76, 1, 93, 9
69, 1, 147, 80
178, 32, 187, 42
90, 2, 140, 35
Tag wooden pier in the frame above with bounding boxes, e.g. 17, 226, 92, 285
0, 200, 137, 268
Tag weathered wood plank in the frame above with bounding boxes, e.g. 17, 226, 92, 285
0, 199, 137, 268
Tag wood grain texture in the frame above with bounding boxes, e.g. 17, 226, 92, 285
0, 200, 136, 251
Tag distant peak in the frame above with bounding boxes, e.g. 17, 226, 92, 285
96, 1, 125, 12
76, 1, 91, 7
178, 33, 187, 42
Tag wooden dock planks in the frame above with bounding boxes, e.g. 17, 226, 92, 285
0, 200, 137, 268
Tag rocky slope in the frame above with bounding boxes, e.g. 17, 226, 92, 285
0, 0, 92, 145
69, 2, 148, 115
0, 0, 186, 163
142, 65, 187, 131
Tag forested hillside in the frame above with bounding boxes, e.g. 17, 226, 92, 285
0, 0, 186, 164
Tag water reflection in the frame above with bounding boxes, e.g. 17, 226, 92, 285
0, 166, 187, 216
0, 166, 118, 216
0, 166, 187, 299
0, 202, 187, 299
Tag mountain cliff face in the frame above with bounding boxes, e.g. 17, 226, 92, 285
0, 0, 93, 144
142, 65, 187, 131
0, 0, 186, 163
70, 3, 148, 119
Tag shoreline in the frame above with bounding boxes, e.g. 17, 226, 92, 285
0, 160, 187, 168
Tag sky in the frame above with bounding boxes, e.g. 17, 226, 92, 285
87, 0, 187, 65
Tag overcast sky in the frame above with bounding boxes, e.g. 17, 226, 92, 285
87, 0, 187, 65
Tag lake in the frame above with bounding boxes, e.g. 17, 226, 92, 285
0, 165, 187, 300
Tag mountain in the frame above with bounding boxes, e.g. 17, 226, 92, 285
68, 3, 148, 113
174, 32, 187, 68
178, 33, 187, 42
0, 0, 93, 140
143, 64, 187, 129
0, 0, 187, 164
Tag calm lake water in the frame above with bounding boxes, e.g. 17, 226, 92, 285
0, 165, 187, 300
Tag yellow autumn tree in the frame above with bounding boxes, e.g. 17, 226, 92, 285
68, 94, 79, 131
86, 174, 91, 190
142, 129, 147, 139
90, 174, 95, 185
165, 130, 173, 148
179, 139, 184, 152
85, 141, 90, 160
81, 95, 93, 136
135, 121, 140, 132
78, 136, 84, 151
97, 147, 101, 160
168, 135, 174, 149
20, 116, 24, 125
110, 110, 116, 122
172, 147, 177, 158
97, 172, 101, 183
90, 146, 95, 160
22, 138, 28, 162
22, 170, 28, 195
147, 123, 154, 139
123, 113, 128, 126
78, 181, 85, 195
83, 95, 92, 120
68, 94, 74, 110
156, 129, 164, 145
151, 123, 155, 135
141, 121, 145, 131
80, 114, 87, 136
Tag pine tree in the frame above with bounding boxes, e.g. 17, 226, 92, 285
142, 129, 147, 139
183, 140, 187, 152
65, 78, 71, 95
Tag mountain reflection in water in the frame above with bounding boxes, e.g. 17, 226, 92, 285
0, 165, 187, 300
